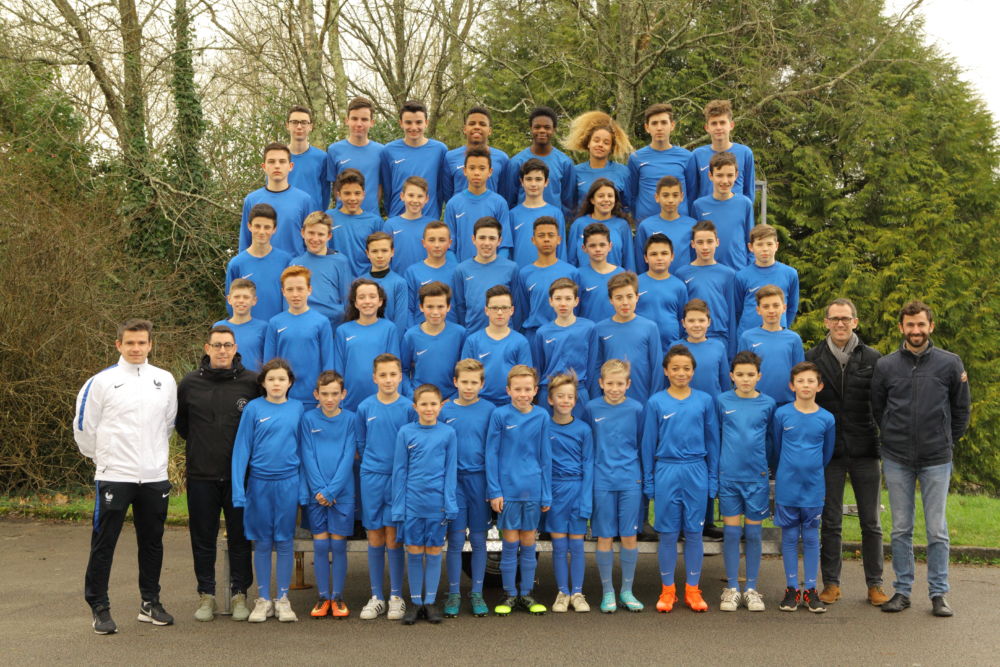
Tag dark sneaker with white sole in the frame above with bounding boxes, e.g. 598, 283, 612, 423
138, 600, 174, 626
92, 607, 117, 635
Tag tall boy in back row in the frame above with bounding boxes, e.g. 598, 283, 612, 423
445, 146, 513, 262
691, 152, 754, 271
327, 97, 383, 214
285, 105, 331, 213
240, 142, 312, 255
629, 103, 693, 221
504, 106, 576, 218
443, 106, 509, 198
686, 99, 756, 201
381, 100, 448, 217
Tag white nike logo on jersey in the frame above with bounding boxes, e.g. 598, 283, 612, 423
514, 223, 524, 230
639, 162, 649, 167
332, 225, 342, 230
392, 229, 403, 235
725, 409, 736, 415
527, 283, 537, 291
545, 338, 556, 344
662, 412, 676, 420
240, 273, 254, 279
277, 327, 287, 333
700, 165, 709, 172
751, 342, 762, 348
259, 417, 271, 423
638, 291, 648, 296
478, 352, 490, 359
505, 424, 517, 430
346, 336, 356, 341
310, 428, 322, 433
394, 159, 405, 164
367, 416, 377, 422
594, 417, 605, 422
338, 159, 350, 165
684, 278, 694, 284
465, 275, 475, 281
420, 280, 432, 285
456, 212, 466, 218
408, 444, 417, 449
577, 181, 585, 186
601, 335, 613, 341
585, 286, 597, 291
416, 349, 427, 356
445, 418, 456, 424
783, 426, 795, 431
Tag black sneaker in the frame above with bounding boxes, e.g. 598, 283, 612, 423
401, 603, 420, 625
931, 595, 953, 617
702, 525, 725, 541
803, 588, 827, 613
137, 600, 174, 626
424, 602, 443, 624
779, 587, 800, 612
881, 592, 911, 613
92, 607, 117, 635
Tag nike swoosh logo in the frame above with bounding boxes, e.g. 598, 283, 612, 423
478, 352, 490, 359
338, 159, 350, 165
700, 165, 709, 172
639, 162, 649, 167
514, 223, 524, 230
725, 409, 736, 415
456, 212, 466, 218
277, 327, 288, 333
505, 425, 517, 430
162, 492, 169, 498
259, 417, 271, 423
408, 444, 416, 449
638, 291, 648, 296
346, 336, 356, 341
416, 350, 427, 356
544, 338, 555, 344
445, 418, 456, 424
663, 412, 676, 420
394, 159, 405, 164
585, 286, 596, 291
465, 275, 475, 281
783, 426, 794, 431
751, 342, 762, 348
528, 283, 537, 291
577, 181, 585, 186
310, 428, 322, 433
420, 280, 431, 285
392, 229, 403, 235
240, 273, 254, 279
113, 384, 124, 389
594, 417, 605, 422
332, 225, 342, 230
367, 416, 377, 422
601, 335, 613, 341
684, 278, 694, 284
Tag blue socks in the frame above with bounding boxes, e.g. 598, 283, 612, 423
313, 538, 331, 600
424, 553, 442, 604
387, 546, 404, 598
367, 545, 386, 599
723, 525, 742, 589
254, 539, 273, 599
446, 530, 465, 595
620, 547, 638, 594
744, 523, 762, 590
782, 526, 802, 588
330, 538, 347, 598
469, 531, 487, 594
569, 538, 585, 594
683, 531, 704, 587
518, 544, 538, 596
275, 540, 293, 599
552, 537, 569, 594
596, 549, 615, 595
500, 540, 518, 596
657, 533, 679, 586
803, 526, 820, 590
406, 552, 425, 605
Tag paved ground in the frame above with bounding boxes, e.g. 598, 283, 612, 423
4, 518, 999, 665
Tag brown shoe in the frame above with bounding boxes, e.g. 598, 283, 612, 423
868, 585, 889, 606
818, 584, 841, 604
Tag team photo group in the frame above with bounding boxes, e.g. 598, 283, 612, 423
72, 96, 971, 634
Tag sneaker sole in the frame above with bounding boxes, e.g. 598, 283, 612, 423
778, 605, 798, 612
92, 622, 117, 635
619, 602, 644, 613
808, 606, 827, 613
136, 613, 172, 626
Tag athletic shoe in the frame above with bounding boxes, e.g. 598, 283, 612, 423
310, 599, 331, 618
744, 588, 765, 612
656, 584, 677, 613
331, 597, 349, 618
552, 592, 571, 613
868, 585, 889, 606
803, 588, 827, 613
92, 606, 117, 635
469, 592, 489, 617
702, 525, 725, 541
779, 587, 800, 612
231, 593, 250, 622
881, 592, 911, 613
720, 587, 741, 612
684, 585, 708, 612
600, 591, 617, 613
275, 596, 298, 622
619, 591, 644, 612
425, 602, 443, 624
570, 592, 590, 613
443, 592, 462, 618
931, 595, 953, 617
819, 583, 841, 604
401, 603, 420, 625
194, 593, 216, 622
387, 595, 406, 621
137, 600, 174, 626
517, 594, 546, 615
359, 596, 385, 620
248, 597, 273, 623
494, 596, 517, 616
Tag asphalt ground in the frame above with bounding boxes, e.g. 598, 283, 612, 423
3, 519, 999, 666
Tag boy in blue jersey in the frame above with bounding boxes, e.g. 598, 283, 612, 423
716, 351, 775, 612
363, 231, 409, 331
546, 373, 594, 613
401, 282, 466, 399
595, 272, 662, 404
404, 221, 459, 327
504, 106, 576, 217
327, 97, 383, 214
240, 142, 313, 255
515, 217, 580, 344
735, 224, 799, 339
671, 299, 729, 397
564, 110, 633, 212
301, 370, 358, 618
217, 279, 270, 373
451, 217, 520, 333
227, 203, 291, 322
285, 105, 331, 212
383, 176, 437, 273
773, 361, 836, 613
585, 359, 644, 613
327, 169, 383, 279
738, 285, 805, 405
459, 285, 532, 405
642, 345, 720, 614
686, 100, 756, 201
577, 223, 624, 323
691, 152, 754, 270
393, 384, 458, 624
636, 233, 688, 351
357, 354, 416, 622
635, 176, 696, 274
290, 211, 351, 330
509, 159, 567, 266
628, 103, 693, 221
567, 178, 635, 271
445, 146, 513, 261
488, 365, 552, 616
675, 220, 738, 357
380, 100, 448, 217
443, 107, 509, 199
532, 278, 598, 414
264, 266, 335, 410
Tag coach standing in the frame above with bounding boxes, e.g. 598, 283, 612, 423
872, 301, 970, 617
176, 325, 261, 622
806, 298, 887, 607
74, 319, 177, 634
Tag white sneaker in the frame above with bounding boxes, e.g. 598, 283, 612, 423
720, 587, 742, 612
744, 588, 765, 612
387, 595, 406, 620
359, 596, 386, 620
552, 592, 571, 613
274, 596, 297, 622
248, 597, 273, 623
570, 592, 590, 613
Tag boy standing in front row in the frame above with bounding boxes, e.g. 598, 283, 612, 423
772, 362, 836, 613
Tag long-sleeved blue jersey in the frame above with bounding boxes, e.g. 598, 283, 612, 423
594, 315, 662, 403
636, 272, 687, 351
566, 215, 635, 272
515, 261, 581, 332
504, 147, 576, 218
392, 422, 458, 521
380, 139, 449, 217
264, 309, 335, 405
232, 397, 304, 507
737, 327, 805, 405
668, 338, 730, 398
357, 394, 416, 476
328, 208, 383, 279
692, 194, 755, 271
239, 186, 312, 255
401, 322, 467, 399
674, 262, 738, 358
550, 418, 594, 518
771, 403, 836, 507
634, 214, 696, 274
450, 256, 519, 333
628, 145, 694, 220
326, 138, 384, 214
363, 269, 409, 332
404, 257, 460, 328
585, 397, 644, 492
442, 146, 510, 199
577, 264, 623, 323
574, 161, 632, 214
444, 189, 513, 262
214, 318, 269, 372
226, 248, 291, 322
288, 145, 331, 213
716, 390, 775, 483
734, 261, 800, 339
459, 329, 532, 405
299, 407, 359, 504
686, 143, 756, 202
440, 398, 496, 474
332, 318, 402, 411
382, 214, 439, 274
289, 251, 351, 328
531, 318, 598, 389
640, 389, 720, 495
486, 405, 552, 505
509, 203, 567, 266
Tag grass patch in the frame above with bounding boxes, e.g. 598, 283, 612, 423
0, 492, 190, 526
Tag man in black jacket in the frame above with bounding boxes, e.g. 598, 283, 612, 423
872, 301, 971, 618
176, 325, 261, 621
806, 298, 887, 607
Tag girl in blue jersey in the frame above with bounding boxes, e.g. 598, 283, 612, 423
231, 358, 305, 624
567, 179, 635, 271
563, 111, 634, 212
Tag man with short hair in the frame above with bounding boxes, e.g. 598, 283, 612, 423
74, 319, 178, 634
176, 326, 262, 622
872, 300, 971, 617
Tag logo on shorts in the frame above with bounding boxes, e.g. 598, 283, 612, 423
104, 491, 114, 503
162, 492, 169, 498
236, 398, 248, 412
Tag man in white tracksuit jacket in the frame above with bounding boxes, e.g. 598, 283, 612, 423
74, 319, 177, 635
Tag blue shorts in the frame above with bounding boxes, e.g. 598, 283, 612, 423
653, 460, 708, 534
774, 504, 823, 529
306, 501, 355, 537
718, 479, 770, 521
546, 478, 588, 535
453, 471, 491, 533
360, 471, 393, 530
244, 476, 299, 542
591, 487, 641, 538
399, 515, 448, 547
497, 500, 541, 532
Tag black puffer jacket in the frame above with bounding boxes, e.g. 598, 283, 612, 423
805, 336, 882, 460
176, 354, 261, 480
